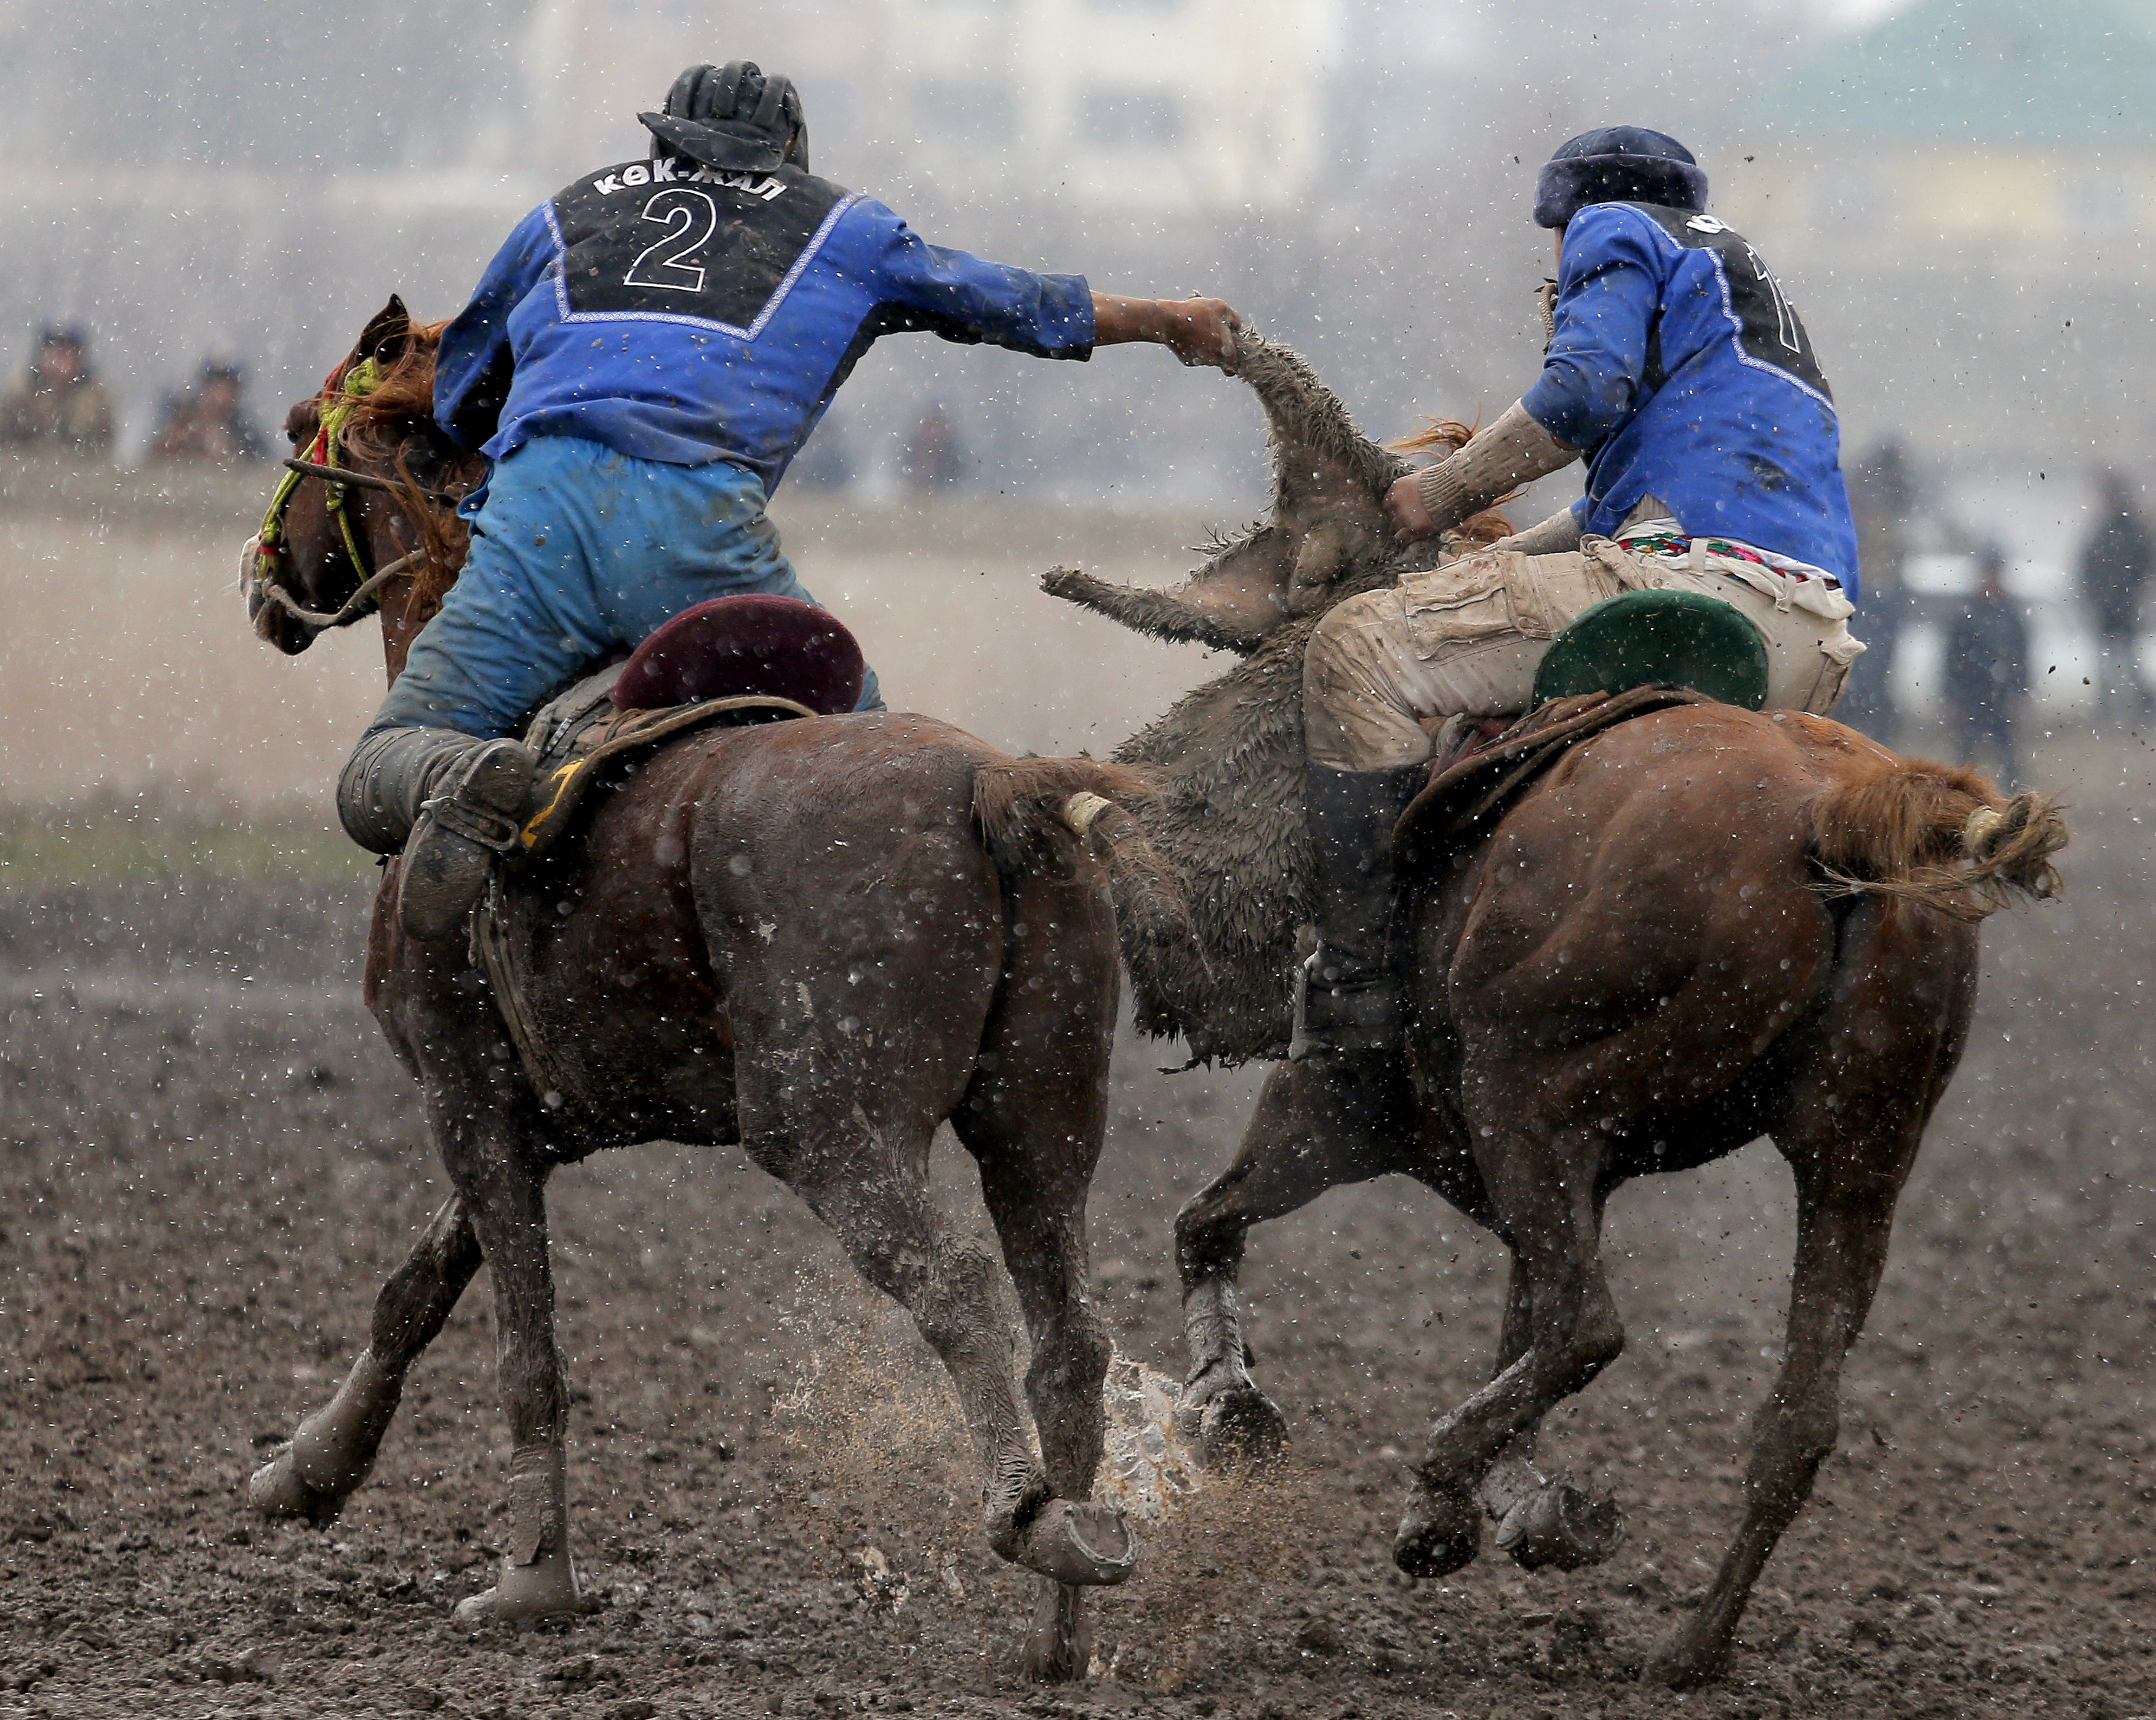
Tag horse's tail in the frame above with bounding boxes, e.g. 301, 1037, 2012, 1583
972, 757, 1194, 950
1808, 757, 2067, 921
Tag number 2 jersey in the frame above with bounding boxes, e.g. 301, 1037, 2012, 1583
432, 157, 1095, 491
1521, 201, 1861, 599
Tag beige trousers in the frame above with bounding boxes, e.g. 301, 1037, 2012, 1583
1304, 536, 1866, 770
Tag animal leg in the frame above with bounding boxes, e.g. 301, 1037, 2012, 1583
782, 1130, 1129, 1597
1649, 1182, 1898, 1687
1397, 1118, 1622, 1579
250, 1196, 482, 1522
1474, 1237, 1623, 1572
444, 1152, 590, 1629
957, 1066, 1119, 1681
1174, 1058, 1411, 1467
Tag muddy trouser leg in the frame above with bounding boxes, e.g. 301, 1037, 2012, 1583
1302, 579, 1550, 773
337, 726, 509, 855
1609, 548, 1864, 716
1293, 575, 1548, 1056
1301, 546, 1867, 773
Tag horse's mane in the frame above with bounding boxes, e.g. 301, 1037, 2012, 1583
306, 319, 472, 621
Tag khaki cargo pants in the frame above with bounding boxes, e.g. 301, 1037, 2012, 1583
1304, 535, 1866, 770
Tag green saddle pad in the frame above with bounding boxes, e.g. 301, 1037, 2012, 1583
1531, 587, 1770, 711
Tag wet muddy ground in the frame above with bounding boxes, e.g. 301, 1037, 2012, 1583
4, 764, 2156, 1719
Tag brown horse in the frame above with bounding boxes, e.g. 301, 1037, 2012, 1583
239, 298, 1183, 1679
1043, 330, 2067, 1686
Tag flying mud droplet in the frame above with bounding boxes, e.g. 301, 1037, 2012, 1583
1096, 1351, 1203, 1524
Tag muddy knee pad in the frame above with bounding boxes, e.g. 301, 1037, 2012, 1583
337, 726, 480, 854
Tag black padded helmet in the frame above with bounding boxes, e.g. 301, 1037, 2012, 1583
1533, 126, 1706, 230
639, 61, 808, 174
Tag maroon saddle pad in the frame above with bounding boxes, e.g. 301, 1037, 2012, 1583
611, 594, 865, 715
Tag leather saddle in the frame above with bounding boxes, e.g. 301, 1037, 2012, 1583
511, 593, 866, 860
1397, 684, 1723, 872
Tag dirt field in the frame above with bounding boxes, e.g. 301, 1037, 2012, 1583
1, 729, 2153, 1720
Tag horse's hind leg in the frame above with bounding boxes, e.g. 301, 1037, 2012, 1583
1650, 902, 1957, 1686
1174, 1058, 1413, 1466
249, 1195, 482, 1522
1648, 1175, 1900, 1686
1397, 1111, 1625, 1579
952, 871, 1122, 1680
764, 1105, 1128, 1595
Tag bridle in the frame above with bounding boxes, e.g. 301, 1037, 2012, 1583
250, 355, 464, 633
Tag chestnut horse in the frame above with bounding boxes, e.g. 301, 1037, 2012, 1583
239, 298, 1176, 1679
1041, 329, 2069, 1686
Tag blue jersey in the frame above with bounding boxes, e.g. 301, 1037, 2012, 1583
434, 158, 1095, 490
1521, 202, 1860, 599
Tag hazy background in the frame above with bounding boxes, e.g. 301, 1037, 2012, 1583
0, 0, 2148, 822
0, 0, 2112, 493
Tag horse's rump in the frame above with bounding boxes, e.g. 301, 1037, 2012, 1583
461, 715, 1178, 1132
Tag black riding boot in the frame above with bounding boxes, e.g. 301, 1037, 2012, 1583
1290, 762, 1426, 1061
337, 726, 537, 940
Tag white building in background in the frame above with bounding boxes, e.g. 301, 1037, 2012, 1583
519, 0, 1328, 213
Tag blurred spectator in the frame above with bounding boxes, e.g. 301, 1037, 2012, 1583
1943, 540, 2031, 788
0, 324, 115, 457
900, 404, 965, 492
2076, 468, 2152, 723
151, 359, 268, 464
1837, 434, 1917, 741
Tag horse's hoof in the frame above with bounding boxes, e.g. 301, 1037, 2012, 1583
1011, 1501, 1136, 1586
1019, 1581, 1093, 1683
452, 1589, 499, 1629
455, 1552, 601, 1630
1189, 1384, 1288, 1470
1394, 1482, 1481, 1579
246, 1449, 343, 1525
1647, 1628, 1729, 1690
1493, 1479, 1623, 1572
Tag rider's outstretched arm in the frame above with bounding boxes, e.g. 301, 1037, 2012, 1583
1089, 293, 1241, 372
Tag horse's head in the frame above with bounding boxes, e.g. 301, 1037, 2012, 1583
1043, 329, 1514, 655
244, 294, 480, 676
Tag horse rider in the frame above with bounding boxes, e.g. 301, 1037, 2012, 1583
1294, 125, 1864, 1062
339, 60, 1242, 936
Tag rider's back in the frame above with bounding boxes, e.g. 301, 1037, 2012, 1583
1525, 201, 1859, 594
433, 158, 1093, 489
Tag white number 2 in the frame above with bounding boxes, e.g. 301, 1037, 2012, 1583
624, 189, 719, 293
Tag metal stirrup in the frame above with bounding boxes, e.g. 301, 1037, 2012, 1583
421, 794, 524, 854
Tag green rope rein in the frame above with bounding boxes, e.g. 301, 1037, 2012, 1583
253, 355, 384, 592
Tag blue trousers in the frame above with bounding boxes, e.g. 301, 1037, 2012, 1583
369, 435, 881, 739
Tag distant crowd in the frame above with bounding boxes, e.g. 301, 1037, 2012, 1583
6, 324, 2147, 778
2, 324, 267, 466
1840, 436, 2152, 786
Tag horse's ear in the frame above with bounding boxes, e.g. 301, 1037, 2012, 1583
352, 294, 413, 366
